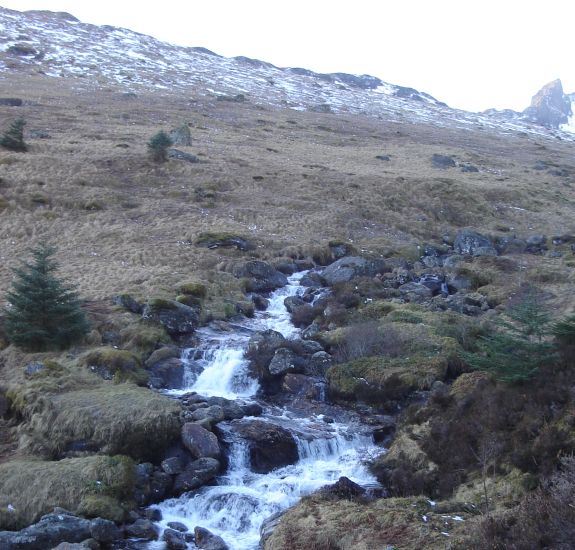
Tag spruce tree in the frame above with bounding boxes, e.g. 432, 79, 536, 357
4, 243, 89, 351
462, 290, 557, 383
147, 130, 172, 163
0, 118, 27, 152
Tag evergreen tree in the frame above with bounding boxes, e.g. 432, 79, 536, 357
4, 243, 89, 351
147, 130, 172, 163
0, 118, 27, 152
462, 290, 557, 383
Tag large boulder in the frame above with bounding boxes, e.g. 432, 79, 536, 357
232, 261, 287, 292
181, 423, 220, 459
194, 526, 229, 550
145, 350, 184, 389
173, 458, 220, 495
0, 512, 91, 550
169, 124, 192, 146
320, 256, 386, 286
453, 229, 497, 257
268, 348, 298, 376
231, 420, 298, 473
142, 299, 199, 336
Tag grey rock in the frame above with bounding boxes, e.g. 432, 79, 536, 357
197, 235, 254, 252
167, 522, 189, 533
161, 456, 185, 475
523, 79, 572, 128
112, 294, 143, 314
0, 98, 23, 106
181, 423, 220, 459
454, 229, 497, 257
162, 528, 187, 550
398, 282, 433, 302
146, 357, 183, 389
321, 256, 386, 286
0, 512, 91, 550
167, 148, 198, 163
431, 154, 456, 168
305, 351, 332, 377
190, 405, 225, 423
142, 299, 199, 336
194, 526, 229, 550
232, 261, 287, 292
496, 237, 527, 255
526, 234, 547, 253
247, 329, 286, 358
284, 296, 306, 313
169, 124, 192, 146
461, 164, 479, 173
173, 457, 220, 494
268, 348, 298, 376
260, 511, 285, 547
231, 419, 298, 473
301, 322, 321, 340
89, 518, 120, 543
24, 362, 45, 377
150, 470, 173, 501
125, 519, 158, 540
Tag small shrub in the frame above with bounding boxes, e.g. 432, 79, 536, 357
0, 118, 27, 152
147, 130, 172, 163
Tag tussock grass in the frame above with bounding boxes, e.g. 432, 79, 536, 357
0, 455, 135, 529
1, 73, 574, 303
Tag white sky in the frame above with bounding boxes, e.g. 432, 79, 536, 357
1, 0, 573, 112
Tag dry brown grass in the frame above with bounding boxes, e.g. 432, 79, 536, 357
0, 73, 574, 305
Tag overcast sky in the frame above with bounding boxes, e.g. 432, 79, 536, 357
1, 0, 573, 112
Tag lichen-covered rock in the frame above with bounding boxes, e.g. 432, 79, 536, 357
268, 348, 298, 376
143, 299, 199, 336
320, 256, 386, 286
454, 229, 497, 257
232, 260, 287, 292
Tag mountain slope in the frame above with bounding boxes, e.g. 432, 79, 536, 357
0, 7, 572, 140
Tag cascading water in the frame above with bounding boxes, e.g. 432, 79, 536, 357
149, 272, 383, 549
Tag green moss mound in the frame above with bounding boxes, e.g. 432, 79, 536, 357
78, 347, 148, 385
14, 383, 181, 461
0, 455, 135, 529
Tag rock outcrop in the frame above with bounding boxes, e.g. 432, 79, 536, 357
523, 79, 572, 128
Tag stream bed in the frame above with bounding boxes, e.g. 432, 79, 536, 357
148, 273, 383, 550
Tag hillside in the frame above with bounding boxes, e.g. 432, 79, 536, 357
0, 7, 574, 550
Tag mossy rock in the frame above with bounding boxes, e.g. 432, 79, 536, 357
327, 349, 453, 406
119, 321, 171, 358
176, 294, 203, 307
176, 281, 207, 298
0, 455, 136, 529
78, 347, 148, 385
16, 384, 181, 461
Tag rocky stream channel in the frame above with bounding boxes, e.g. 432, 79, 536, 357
146, 272, 384, 550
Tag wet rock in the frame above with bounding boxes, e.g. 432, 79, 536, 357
268, 348, 298, 376
142, 299, 199, 336
301, 322, 321, 340
454, 229, 497, 257
282, 373, 320, 399
284, 296, 306, 313
260, 511, 285, 547
304, 351, 332, 377
273, 260, 299, 275
251, 295, 269, 310
144, 508, 162, 521
231, 419, 298, 473
150, 470, 173, 501
163, 528, 187, 549
167, 522, 189, 532
319, 476, 365, 500
125, 519, 158, 540
173, 458, 220, 494
431, 154, 456, 168
241, 402, 263, 417
232, 261, 287, 292
190, 405, 225, 424
0, 512, 91, 550
194, 526, 229, 550
146, 357, 183, 389
299, 272, 323, 288
320, 256, 386, 286
181, 423, 220, 459
90, 518, 121, 543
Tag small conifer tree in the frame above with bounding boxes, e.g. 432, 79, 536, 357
147, 130, 172, 163
462, 290, 557, 383
0, 118, 27, 152
4, 243, 89, 351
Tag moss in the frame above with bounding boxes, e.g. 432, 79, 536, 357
176, 281, 207, 298
0, 455, 136, 529
147, 298, 179, 311
387, 309, 425, 324
359, 300, 396, 320
14, 384, 181, 461
119, 321, 171, 358
176, 294, 203, 307
78, 347, 148, 385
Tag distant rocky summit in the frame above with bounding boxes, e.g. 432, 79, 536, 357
523, 79, 573, 128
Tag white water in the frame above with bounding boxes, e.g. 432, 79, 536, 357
150, 272, 383, 549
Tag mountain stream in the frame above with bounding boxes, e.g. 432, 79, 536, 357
149, 273, 383, 549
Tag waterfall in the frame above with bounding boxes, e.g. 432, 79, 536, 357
148, 271, 383, 550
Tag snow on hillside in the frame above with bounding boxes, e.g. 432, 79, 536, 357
0, 7, 572, 141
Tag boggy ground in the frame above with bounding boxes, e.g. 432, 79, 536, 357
0, 71, 574, 549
